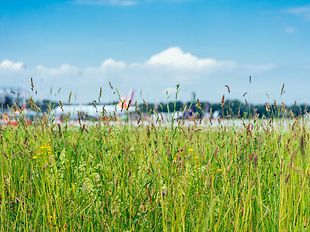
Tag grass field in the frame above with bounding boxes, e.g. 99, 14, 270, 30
0, 117, 309, 231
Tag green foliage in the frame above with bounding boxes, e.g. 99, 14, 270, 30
0, 119, 309, 231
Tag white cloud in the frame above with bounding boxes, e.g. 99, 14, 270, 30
101, 59, 127, 69
74, 0, 137, 6
146, 47, 236, 70
0, 59, 25, 71
284, 5, 310, 20
36, 64, 79, 76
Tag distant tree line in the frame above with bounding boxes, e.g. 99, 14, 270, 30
1, 94, 309, 119
136, 99, 309, 118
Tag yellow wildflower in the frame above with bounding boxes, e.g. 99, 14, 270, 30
40, 144, 52, 155
32, 144, 52, 159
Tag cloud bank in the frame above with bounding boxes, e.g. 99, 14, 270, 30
0, 47, 281, 103
31, 46, 268, 77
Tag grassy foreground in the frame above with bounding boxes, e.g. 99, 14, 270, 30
0, 119, 309, 231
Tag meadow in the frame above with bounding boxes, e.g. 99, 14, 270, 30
0, 114, 309, 231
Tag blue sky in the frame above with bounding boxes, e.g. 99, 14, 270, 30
0, 0, 309, 104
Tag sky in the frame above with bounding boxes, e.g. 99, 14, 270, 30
0, 0, 309, 104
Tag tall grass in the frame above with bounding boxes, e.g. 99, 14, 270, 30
0, 113, 309, 231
